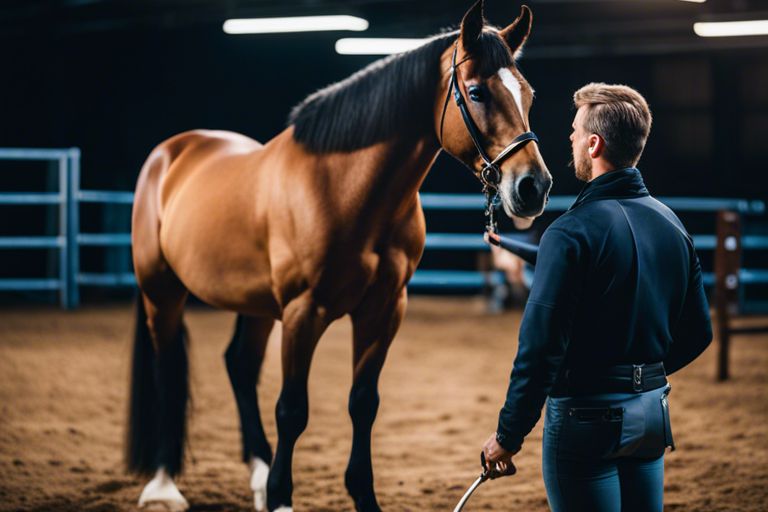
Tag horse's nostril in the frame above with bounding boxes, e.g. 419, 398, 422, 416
517, 174, 539, 205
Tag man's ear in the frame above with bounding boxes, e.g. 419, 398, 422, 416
500, 5, 533, 59
460, 0, 485, 57
588, 134, 605, 159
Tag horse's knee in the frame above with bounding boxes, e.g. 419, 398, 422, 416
348, 385, 380, 427
275, 387, 309, 441
224, 334, 250, 384
224, 341, 239, 378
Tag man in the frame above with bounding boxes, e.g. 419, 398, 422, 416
482, 83, 713, 511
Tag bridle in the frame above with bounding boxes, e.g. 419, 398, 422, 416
439, 43, 539, 234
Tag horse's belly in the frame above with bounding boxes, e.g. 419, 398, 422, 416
164, 227, 279, 315
175, 252, 279, 315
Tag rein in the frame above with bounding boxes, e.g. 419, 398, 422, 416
439, 43, 539, 234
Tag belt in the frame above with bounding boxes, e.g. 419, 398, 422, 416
552, 362, 667, 396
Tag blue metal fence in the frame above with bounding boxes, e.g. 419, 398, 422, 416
1, 147, 766, 308
75, 190, 134, 288
412, 193, 768, 291
0, 148, 79, 308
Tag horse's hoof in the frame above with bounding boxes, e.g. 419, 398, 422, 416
353, 495, 382, 512
138, 468, 189, 512
249, 457, 270, 511
141, 503, 189, 512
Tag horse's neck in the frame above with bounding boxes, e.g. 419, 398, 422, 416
322, 133, 440, 221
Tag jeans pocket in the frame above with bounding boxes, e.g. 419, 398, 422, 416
558, 407, 624, 459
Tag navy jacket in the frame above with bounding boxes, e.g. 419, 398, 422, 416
496, 167, 713, 453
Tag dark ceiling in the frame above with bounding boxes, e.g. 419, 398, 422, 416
2, 0, 768, 58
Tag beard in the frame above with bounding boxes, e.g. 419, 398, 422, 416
569, 147, 592, 182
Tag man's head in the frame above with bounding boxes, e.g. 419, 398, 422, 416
570, 83, 652, 182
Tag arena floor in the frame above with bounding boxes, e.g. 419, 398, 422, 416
0, 297, 766, 512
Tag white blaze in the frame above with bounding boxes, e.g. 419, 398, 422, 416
497, 67, 524, 117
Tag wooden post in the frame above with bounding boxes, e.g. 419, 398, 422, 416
714, 210, 742, 381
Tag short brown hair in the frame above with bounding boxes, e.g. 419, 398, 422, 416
574, 83, 652, 168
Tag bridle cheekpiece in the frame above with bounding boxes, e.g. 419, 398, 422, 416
439, 43, 539, 233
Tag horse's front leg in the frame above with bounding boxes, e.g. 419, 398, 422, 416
267, 292, 329, 512
346, 287, 407, 512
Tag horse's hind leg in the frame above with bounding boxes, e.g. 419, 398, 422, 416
346, 288, 407, 512
267, 292, 330, 511
127, 273, 190, 511
225, 314, 275, 511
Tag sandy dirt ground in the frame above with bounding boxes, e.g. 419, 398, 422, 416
0, 297, 766, 512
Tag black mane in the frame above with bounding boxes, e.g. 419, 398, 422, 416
288, 30, 514, 153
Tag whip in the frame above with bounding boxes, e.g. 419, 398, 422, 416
453, 453, 516, 512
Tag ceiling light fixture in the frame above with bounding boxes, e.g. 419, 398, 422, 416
694, 19, 768, 37
335, 38, 428, 55
223, 15, 369, 35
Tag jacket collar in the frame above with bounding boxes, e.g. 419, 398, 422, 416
568, 167, 649, 211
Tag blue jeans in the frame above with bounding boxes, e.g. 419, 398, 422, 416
542, 386, 672, 512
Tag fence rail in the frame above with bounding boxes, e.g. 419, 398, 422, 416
418, 193, 767, 214
0, 147, 79, 308
1, 147, 767, 310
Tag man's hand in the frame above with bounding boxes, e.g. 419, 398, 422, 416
482, 433, 518, 477
484, 231, 501, 246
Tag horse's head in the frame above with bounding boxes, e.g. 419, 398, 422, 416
436, 1, 551, 229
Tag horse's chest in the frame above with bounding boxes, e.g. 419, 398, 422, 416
308, 246, 410, 315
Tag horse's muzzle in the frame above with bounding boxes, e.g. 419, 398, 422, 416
507, 172, 551, 218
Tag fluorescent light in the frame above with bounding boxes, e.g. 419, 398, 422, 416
694, 19, 768, 37
223, 15, 369, 35
335, 38, 428, 55
679, 0, 706, 3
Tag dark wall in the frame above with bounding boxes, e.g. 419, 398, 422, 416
1, 10, 767, 287
3, 21, 766, 195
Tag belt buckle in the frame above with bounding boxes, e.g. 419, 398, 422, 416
633, 365, 643, 392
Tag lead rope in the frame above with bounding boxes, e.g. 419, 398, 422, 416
453, 452, 516, 512
483, 186, 501, 236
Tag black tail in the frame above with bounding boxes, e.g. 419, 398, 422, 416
126, 296, 189, 476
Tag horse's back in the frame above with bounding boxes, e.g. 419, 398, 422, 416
135, 128, 261, 207
149, 130, 261, 197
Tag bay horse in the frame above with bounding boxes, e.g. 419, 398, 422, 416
127, 1, 552, 511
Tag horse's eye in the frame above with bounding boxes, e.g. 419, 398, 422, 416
468, 85, 486, 103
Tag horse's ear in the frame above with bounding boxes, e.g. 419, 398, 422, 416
460, 0, 485, 56
500, 5, 533, 59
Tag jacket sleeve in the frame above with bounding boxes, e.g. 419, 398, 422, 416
664, 250, 713, 375
496, 226, 585, 453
